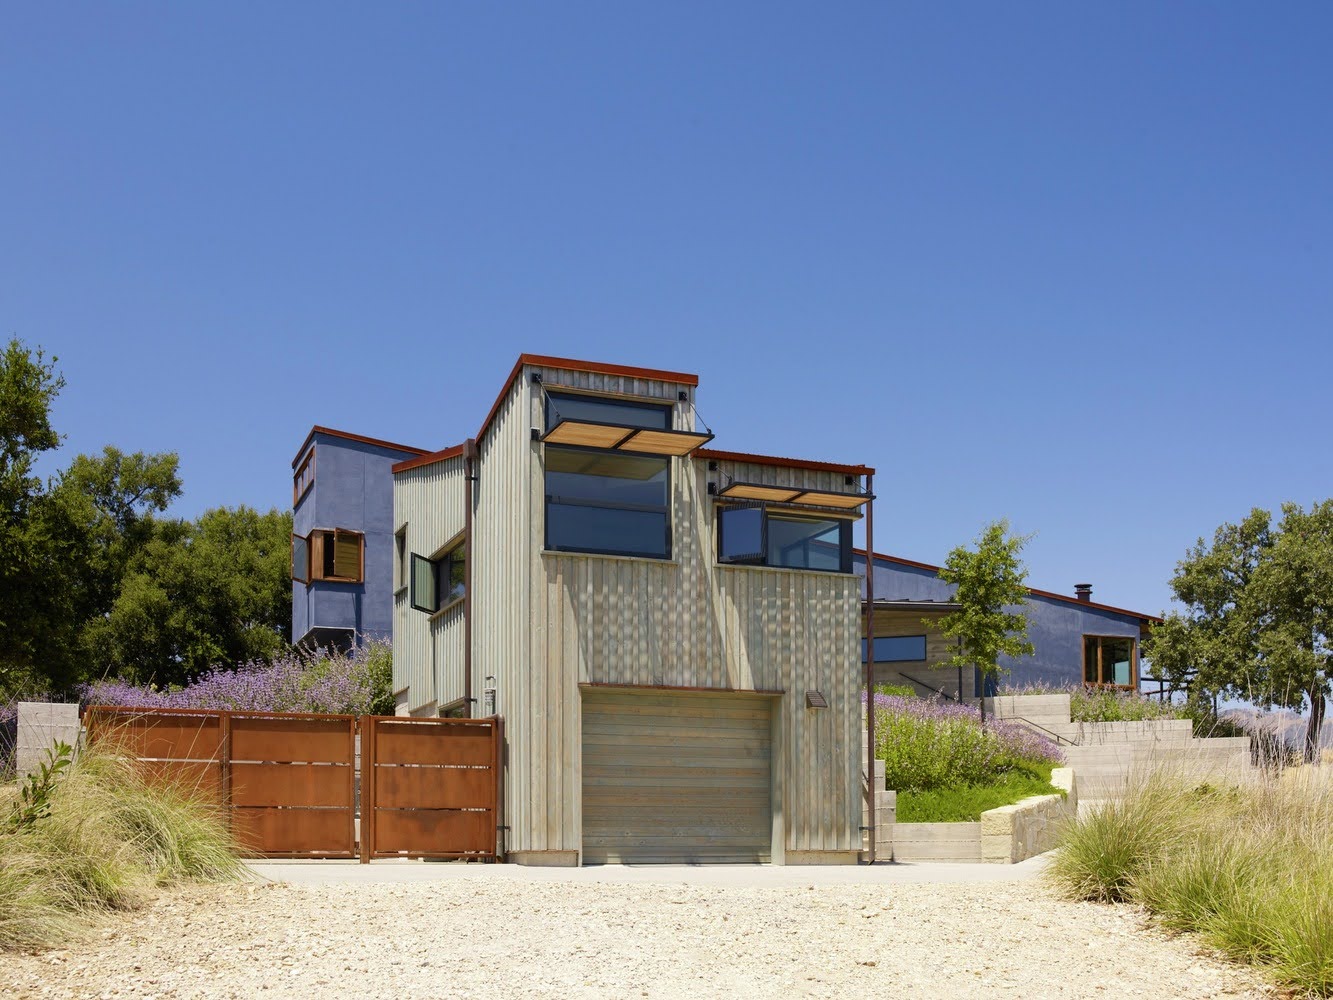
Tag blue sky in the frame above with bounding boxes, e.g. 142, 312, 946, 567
3, 3, 1330, 617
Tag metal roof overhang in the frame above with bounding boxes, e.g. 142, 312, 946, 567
541, 418, 714, 457
715, 481, 873, 510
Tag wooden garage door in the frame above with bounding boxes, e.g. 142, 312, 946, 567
581, 689, 773, 864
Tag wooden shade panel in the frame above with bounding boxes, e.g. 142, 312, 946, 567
793, 490, 870, 509
543, 421, 632, 449
543, 420, 714, 457
717, 483, 803, 503
716, 481, 870, 510
617, 429, 713, 456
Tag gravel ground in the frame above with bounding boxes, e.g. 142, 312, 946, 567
6, 873, 1274, 1000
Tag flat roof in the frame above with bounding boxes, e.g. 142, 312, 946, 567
292, 426, 428, 468
697, 448, 875, 477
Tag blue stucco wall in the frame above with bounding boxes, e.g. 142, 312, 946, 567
855, 553, 1144, 690
292, 434, 414, 646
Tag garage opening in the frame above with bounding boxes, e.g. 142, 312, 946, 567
580, 688, 774, 864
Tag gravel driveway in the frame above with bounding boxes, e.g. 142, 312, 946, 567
7, 865, 1272, 1000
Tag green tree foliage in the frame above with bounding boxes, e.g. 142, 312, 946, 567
84, 506, 294, 687
0, 340, 293, 695
935, 520, 1035, 711
1147, 501, 1333, 761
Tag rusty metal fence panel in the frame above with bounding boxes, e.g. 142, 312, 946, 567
228, 712, 357, 859
361, 716, 502, 861
86, 707, 502, 862
85, 707, 228, 805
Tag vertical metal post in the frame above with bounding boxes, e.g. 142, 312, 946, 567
464, 438, 477, 718
864, 473, 876, 864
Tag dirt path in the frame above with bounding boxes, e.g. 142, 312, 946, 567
6, 875, 1272, 999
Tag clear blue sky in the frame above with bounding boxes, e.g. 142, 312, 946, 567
3, 4, 1330, 618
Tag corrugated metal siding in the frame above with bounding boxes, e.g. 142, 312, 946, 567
472, 375, 533, 850
392, 456, 465, 713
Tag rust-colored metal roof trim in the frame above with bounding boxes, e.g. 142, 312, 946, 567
292, 426, 429, 468
391, 443, 466, 474
856, 549, 1163, 624
696, 448, 875, 477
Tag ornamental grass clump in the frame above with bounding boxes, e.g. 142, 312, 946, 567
1050, 762, 1333, 996
0, 742, 241, 951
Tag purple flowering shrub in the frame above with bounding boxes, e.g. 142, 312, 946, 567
868, 692, 1064, 792
82, 640, 394, 717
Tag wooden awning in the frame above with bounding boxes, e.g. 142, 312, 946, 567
542, 419, 713, 457
715, 481, 872, 510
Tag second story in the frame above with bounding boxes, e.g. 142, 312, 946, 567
392, 354, 876, 714
291, 427, 428, 649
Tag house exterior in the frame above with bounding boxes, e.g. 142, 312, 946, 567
290, 427, 428, 650
856, 551, 1160, 699
391, 355, 874, 866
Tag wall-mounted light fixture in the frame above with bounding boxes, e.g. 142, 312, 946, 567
805, 690, 828, 709
483, 675, 497, 717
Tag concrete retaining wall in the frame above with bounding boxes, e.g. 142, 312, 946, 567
891, 768, 1077, 864
16, 702, 80, 780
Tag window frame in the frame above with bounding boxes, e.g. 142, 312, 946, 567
394, 525, 408, 592
308, 528, 365, 584
411, 541, 467, 616
1083, 634, 1138, 689
862, 635, 929, 664
716, 502, 854, 574
291, 533, 310, 584
543, 442, 673, 560
543, 391, 673, 434
293, 449, 315, 506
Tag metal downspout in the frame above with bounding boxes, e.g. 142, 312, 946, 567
864, 473, 876, 864
464, 438, 477, 719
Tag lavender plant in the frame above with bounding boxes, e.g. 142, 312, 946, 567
867, 692, 1063, 792
82, 639, 394, 716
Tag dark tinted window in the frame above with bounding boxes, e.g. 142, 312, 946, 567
545, 391, 672, 432
545, 445, 671, 558
718, 505, 764, 563
862, 636, 928, 663
768, 515, 845, 571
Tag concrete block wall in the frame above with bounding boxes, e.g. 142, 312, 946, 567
16, 702, 80, 780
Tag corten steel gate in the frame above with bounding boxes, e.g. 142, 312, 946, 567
360, 716, 503, 862
85, 707, 501, 862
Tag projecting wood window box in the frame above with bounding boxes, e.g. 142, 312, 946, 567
292, 528, 364, 584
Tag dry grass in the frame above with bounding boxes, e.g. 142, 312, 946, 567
0, 744, 241, 951
1049, 759, 1333, 996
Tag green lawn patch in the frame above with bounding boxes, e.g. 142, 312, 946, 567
897, 763, 1062, 822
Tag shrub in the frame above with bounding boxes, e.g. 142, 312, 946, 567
869, 693, 1063, 793
0, 742, 240, 950
873, 683, 917, 698
1050, 763, 1333, 995
82, 639, 394, 716
1068, 686, 1184, 724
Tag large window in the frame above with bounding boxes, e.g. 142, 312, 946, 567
545, 446, 671, 558
544, 391, 672, 433
862, 636, 928, 663
1084, 635, 1136, 688
717, 504, 853, 573
292, 529, 363, 583
412, 544, 466, 614
293, 449, 315, 505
